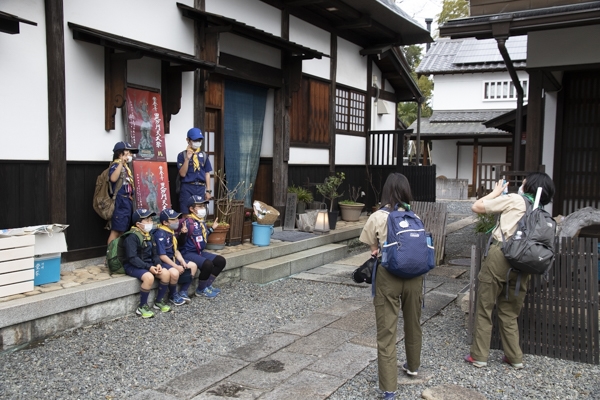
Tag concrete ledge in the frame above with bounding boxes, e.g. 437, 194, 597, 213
242, 244, 347, 284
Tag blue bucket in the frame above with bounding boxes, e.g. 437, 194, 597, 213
252, 222, 273, 246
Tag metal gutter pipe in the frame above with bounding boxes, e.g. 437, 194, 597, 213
495, 37, 524, 171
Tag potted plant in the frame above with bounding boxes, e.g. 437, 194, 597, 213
287, 185, 313, 214
316, 172, 345, 229
339, 185, 365, 222
209, 169, 252, 248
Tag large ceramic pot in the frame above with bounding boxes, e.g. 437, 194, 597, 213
206, 225, 229, 250
339, 203, 365, 222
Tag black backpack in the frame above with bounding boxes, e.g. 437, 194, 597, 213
499, 196, 556, 276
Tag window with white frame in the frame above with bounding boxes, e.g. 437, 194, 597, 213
483, 80, 528, 100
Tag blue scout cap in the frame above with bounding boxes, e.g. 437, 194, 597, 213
187, 128, 204, 140
187, 195, 208, 208
160, 209, 182, 223
113, 141, 139, 153
132, 208, 156, 224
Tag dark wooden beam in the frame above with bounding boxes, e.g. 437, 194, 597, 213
336, 15, 372, 30
110, 51, 143, 61
104, 48, 126, 130
542, 70, 561, 92
525, 69, 544, 171
46, 0, 67, 225
328, 33, 337, 174
194, 0, 208, 132
283, 0, 324, 6
217, 53, 283, 88
161, 62, 183, 134
471, 138, 478, 197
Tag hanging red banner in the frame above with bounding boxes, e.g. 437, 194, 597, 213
132, 160, 171, 217
125, 87, 166, 161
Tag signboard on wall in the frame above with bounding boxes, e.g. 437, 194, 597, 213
132, 160, 171, 217
125, 87, 166, 161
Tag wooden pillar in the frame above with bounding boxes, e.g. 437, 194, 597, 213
525, 69, 544, 171
46, 0, 67, 224
328, 34, 337, 174
193, 0, 207, 131
471, 138, 479, 197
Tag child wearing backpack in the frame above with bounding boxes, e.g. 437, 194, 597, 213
177, 128, 213, 213
359, 173, 423, 400
465, 172, 555, 370
123, 208, 175, 318
107, 141, 138, 245
153, 209, 198, 306
179, 195, 226, 299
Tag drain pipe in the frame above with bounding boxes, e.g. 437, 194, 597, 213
495, 37, 523, 171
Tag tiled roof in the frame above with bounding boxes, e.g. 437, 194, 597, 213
416, 36, 527, 75
429, 110, 511, 123
407, 109, 513, 138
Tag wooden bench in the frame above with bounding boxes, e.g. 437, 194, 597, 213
412, 201, 448, 266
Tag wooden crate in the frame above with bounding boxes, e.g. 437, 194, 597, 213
0, 235, 35, 297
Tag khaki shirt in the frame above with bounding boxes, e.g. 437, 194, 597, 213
359, 205, 407, 247
484, 194, 527, 241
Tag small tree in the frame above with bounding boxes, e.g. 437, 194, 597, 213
213, 169, 252, 225
316, 172, 345, 212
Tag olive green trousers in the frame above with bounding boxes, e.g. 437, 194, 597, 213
471, 243, 530, 364
374, 266, 423, 392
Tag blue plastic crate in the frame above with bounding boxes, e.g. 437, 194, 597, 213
34, 253, 61, 286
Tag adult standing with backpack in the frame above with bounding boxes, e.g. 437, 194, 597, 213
359, 173, 424, 400
465, 172, 555, 370
177, 128, 213, 214
107, 142, 138, 244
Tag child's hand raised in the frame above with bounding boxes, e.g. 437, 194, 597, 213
212, 218, 219, 230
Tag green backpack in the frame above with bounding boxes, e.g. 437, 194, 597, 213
106, 230, 145, 274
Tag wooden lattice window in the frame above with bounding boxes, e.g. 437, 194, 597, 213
335, 87, 365, 135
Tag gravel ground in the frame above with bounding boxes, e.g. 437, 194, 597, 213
1, 201, 599, 399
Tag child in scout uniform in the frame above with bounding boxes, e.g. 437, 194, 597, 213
108, 141, 138, 244
179, 195, 226, 299
153, 209, 198, 306
177, 128, 213, 213
123, 208, 173, 318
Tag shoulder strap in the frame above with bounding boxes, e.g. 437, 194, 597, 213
107, 163, 124, 197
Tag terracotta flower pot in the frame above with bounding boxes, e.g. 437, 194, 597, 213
206, 225, 229, 250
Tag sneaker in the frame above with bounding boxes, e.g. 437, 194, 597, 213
464, 354, 487, 368
195, 286, 219, 299
179, 291, 192, 304
502, 355, 524, 369
208, 285, 221, 294
136, 304, 155, 318
383, 391, 396, 400
402, 363, 418, 376
153, 299, 172, 313
170, 292, 185, 306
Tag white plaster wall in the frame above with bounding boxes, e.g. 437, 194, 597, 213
430, 140, 458, 179
335, 135, 365, 165
433, 71, 529, 110
261, 89, 275, 157
64, 0, 195, 55
528, 25, 600, 69
432, 141, 507, 184
63, 0, 201, 161
219, 33, 281, 69
336, 37, 367, 91
289, 148, 329, 164
457, 145, 475, 183
1, 0, 48, 160
371, 99, 397, 130
542, 90, 557, 217
205, 0, 281, 37
289, 16, 330, 79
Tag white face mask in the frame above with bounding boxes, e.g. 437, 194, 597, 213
126, 155, 133, 163
142, 223, 153, 233
196, 209, 207, 218
191, 141, 202, 149
168, 222, 179, 230
518, 185, 524, 195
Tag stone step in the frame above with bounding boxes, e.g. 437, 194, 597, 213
242, 244, 349, 284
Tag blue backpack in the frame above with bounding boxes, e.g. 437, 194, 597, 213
381, 205, 435, 279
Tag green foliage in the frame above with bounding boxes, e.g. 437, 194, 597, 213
316, 172, 345, 211
437, 0, 470, 26
397, 45, 434, 127
287, 185, 313, 204
474, 213, 496, 234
